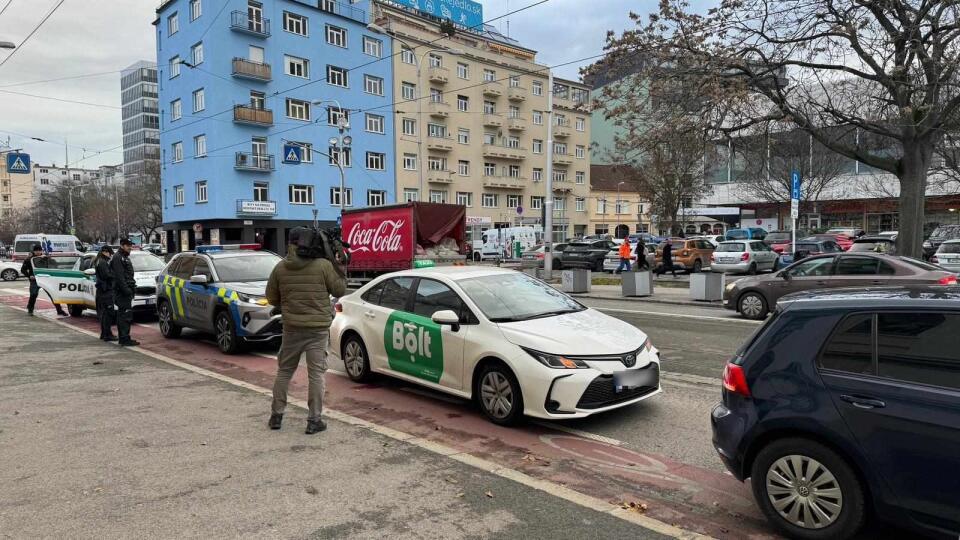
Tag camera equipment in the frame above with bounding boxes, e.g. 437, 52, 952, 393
289, 226, 351, 271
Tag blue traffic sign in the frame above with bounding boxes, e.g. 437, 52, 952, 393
6, 153, 30, 174
791, 170, 801, 200
282, 144, 302, 164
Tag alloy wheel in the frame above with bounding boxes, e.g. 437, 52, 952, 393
344, 340, 365, 378
1, 269, 16, 281
766, 455, 843, 529
216, 315, 232, 351
480, 371, 513, 419
159, 303, 171, 334
740, 294, 764, 318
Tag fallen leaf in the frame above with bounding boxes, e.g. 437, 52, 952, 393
484, 490, 494, 498
444, 477, 458, 484
455, 492, 465, 498
305, 486, 318, 495
200, 442, 207, 446
620, 501, 648, 513
92, 361, 103, 365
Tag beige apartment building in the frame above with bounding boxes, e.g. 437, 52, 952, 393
0, 156, 35, 220
589, 164, 652, 238
371, 1, 593, 240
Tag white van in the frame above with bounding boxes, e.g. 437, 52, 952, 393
12, 234, 84, 261
477, 226, 543, 261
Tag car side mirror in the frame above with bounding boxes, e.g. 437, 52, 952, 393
431, 309, 461, 332
190, 274, 209, 285
83, 268, 96, 276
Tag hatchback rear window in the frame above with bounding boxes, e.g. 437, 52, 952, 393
819, 314, 874, 374
930, 226, 960, 239
716, 243, 745, 252
727, 230, 748, 240
938, 243, 960, 254
878, 313, 960, 390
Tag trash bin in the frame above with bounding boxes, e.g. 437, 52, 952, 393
690, 272, 724, 301
621, 271, 653, 297
561, 269, 591, 293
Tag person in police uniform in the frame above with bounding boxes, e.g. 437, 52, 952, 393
21, 244, 68, 317
94, 245, 117, 341
110, 239, 139, 346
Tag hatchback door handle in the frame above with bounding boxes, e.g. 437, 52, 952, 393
840, 394, 886, 409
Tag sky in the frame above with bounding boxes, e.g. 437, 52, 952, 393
0, 0, 646, 169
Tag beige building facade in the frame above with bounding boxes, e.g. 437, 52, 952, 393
589, 164, 653, 238
0, 156, 35, 220
372, 1, 592, 240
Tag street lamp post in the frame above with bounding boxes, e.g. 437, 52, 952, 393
311, 100, 352, 214
67, 182, 93, 236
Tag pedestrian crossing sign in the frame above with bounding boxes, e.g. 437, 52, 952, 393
282, 144, 302, 164
6, 153, 30, 174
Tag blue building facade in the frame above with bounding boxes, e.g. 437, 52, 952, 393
156, 0, 394, 252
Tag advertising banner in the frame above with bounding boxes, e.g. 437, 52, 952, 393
400, 0, 483, 28
343, 206, 414, 270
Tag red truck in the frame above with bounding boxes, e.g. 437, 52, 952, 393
341, 202, 468, 278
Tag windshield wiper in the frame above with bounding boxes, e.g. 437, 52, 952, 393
491, 308, 582, 323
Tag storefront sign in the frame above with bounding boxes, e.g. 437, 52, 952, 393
237, 200, 277, 216
466, 215, 492, 226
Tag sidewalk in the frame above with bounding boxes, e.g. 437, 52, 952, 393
0, 304, 672, 539
558, 284, 724, 309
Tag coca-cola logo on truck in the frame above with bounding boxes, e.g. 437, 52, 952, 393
347, 219, 406, 253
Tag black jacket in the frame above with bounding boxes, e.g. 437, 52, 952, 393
662, 242, 673, 264
110, 251, 135, 297
20, 255, 36, 280
95, 256, 114, 296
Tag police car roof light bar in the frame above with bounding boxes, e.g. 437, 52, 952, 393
196, 244, 261, 254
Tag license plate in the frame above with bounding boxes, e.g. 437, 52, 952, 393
719, 258, 736, 263
613, 366, 658, 392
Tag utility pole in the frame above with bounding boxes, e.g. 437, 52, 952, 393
543, 70, 555, 278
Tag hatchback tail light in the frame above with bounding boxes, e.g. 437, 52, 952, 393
938, 275, 957, 285
710, 253, 716, 263
931, 255, 939, 263
334, 302, 343, 313
722, 363, 751, 397
740, 252, 750, 262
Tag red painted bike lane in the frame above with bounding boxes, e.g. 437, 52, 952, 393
2, 294, 777, 539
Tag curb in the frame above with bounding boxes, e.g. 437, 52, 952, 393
570, 294, 725, 309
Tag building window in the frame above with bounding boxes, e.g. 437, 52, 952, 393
531, 196, 543, 210
365, 113, 384, 134
290, 141, 313, 162
532, 139, 543, 154
576, 145, 585, 159
428, 53, 442, 68
403, 188, 419, 202
576, 117, 585, 131
401, 82, 416, 100
483, 132, 496, 145
427, 123, 447, 138
555, 142, 568, 155
458, 160, 469, 176
457, 128, 469, 144
427, 156, 447, 171
191, 42, 204, 65
327, 106, 348, 126
330, 187, 353, 207
326, 65, 348, 87
508, 165, 521, 177
170, 99, 182, 121
196, 181, 208, 203
457, 95, 469, 112
172, 141, 183, 163
532, 110, 542, 125
285, 55, 309, 78
367, 190, 386, 206
194, 135, 206, 157
483, 162, 496, 176
366, 152, 385, 170
597, 198, 607, 214
576, 197, 585, 212
507, 194, 521, 208
482, 193, 499, 208
401, 45, 415, 64
285, 98, 310, 121
364, 75, 384, 96
483, 69, 496, 82
169, 56, 181, 78
328, 147, 351, 167
254, 182, 269, 202
532, 80, 542, 96
575, 171, 585, 184
429, 88, 442, 103
554, 197, 566, 211
167, 12, 179, 36
403, 153, 417, 170
402, 118, 417, 136
429, 190, 448, 204
483, 100, 496, 114
325, 24, 347, 47
192, 88, 205, 112
508, 105, 520, 119
456, 192, 472, 207
289, 184, 314, 205
532, 168, 543, 182
174, 184, 184, 205
554, 169, 567, 182
363, 36, 382, 57
509, 75, 520, 87
190, 0, 201, 21
320, 0, 336, 12
283, 12, 308, 36
616, 200, 630, 214
250, 90, 265, 110
457, 62, 469, 79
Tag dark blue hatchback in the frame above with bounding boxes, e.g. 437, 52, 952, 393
711, 287, 960, 539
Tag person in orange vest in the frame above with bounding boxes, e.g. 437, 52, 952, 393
616, 240, 633, 274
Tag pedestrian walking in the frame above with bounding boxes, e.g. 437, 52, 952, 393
266, 228, 347, 435
657, 240, 678, 277
94, 245, 117, 342
110, 239, 139, 347
616, 240, 633, 274
22, 245, 68, 316
635, 238, 649, 270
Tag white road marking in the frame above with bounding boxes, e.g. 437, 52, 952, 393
251, 350, 348, 377
533, 422, 623, 446
3, 302, 708, 540
0, 287, 27, 295
596, 307, 762, 325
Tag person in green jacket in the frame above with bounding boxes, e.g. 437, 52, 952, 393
265, 228, 347, 435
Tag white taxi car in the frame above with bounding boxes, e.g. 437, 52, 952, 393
329, 267, 661, 425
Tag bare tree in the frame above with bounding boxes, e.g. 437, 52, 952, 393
595, 0, 960, 257
122, 163, 163, 243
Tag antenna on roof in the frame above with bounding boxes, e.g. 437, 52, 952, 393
506, 0, 510, 38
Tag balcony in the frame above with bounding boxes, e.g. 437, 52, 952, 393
482, 144, 526, 161
236, 199, 277, 216
427, 66, 449, 84
427, 170, 454, 184
232, 58, 271, 81
553, 153, 574, 165
234, 152, 275, 172
427, 101, 450, 118
230, 11, 270, 37
554, 121, 572, 138
482, 81, 504, 97
314, 0, 368, 24
233, 105, 273, 126
507, 86, 527, 101
507, 117, 526, 131
482, 113, 503, 127
482, 176, 526, 190
426, 136, 454, 152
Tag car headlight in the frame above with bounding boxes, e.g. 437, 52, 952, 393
522, 347, 590, 369
725, 282, 737, 291
237, 292, 269, 306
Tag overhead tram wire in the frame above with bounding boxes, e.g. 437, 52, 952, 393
0, 0, 66, 68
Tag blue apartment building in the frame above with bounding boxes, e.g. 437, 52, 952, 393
155, 0, 394, 253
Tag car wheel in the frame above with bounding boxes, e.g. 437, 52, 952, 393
593, 259, 604, 272
215, 310, 242, 354
738, 292, 768, 320
473, 252, 481, 262
747, 262, 758, 275
342, 334, 372, 383
158, 300, 182, 338
1, 268, 17, 281
693, 259, 703, 273
68, 304, 84, 317
751, 438, 866, 540
476, 362, 524, 426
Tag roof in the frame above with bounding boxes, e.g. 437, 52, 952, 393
780, 286, 960, 311
590, 165, 640, 192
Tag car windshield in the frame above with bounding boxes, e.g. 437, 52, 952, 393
129, 253, 166, 272
459, 273, 585, 322
726, 230, 748, 240
849, 241, 892, 253
212, 253, 281, 282
716, 243, 745, 252
938, 242, 960, 254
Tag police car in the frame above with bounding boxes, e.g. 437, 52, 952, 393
156, 244, 282, 354
329, 267, 661, 425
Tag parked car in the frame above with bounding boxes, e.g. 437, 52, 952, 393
923, 224, 960, 260
824, 227, 866, 238
655, 238, 715, 273
725, 228, 768, 241
878, 230, 898, 239
778, 239, 846, 267
712, 287, 960, 539
520, 243, 568, 269
561, 240, 617, 272
762, 231, 792, 247
628, 233, 664, 245
848, 236, 896, 255
692, 235, 725, 248
723, 253, 958, 319
931, 239, 960, 273
142, 243, 167, 256
806, 233, 854, 251
0, 260, 23, 281
603, 244, 656, 272
710, 241, 779, 274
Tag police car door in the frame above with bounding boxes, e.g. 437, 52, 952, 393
407, 278, 468, 391
166, 255, 201, 328
180, 257, 216, 332
33, 257, 90, 307
77, 255, 98, 308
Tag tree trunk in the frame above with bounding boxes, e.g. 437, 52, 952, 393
897, 143, 932, 259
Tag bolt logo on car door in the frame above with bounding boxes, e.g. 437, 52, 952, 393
384, 312, 444, 383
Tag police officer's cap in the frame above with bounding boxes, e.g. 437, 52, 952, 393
32, 244, 42, 251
